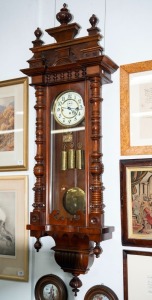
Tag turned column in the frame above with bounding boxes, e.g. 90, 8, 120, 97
89, 76, 104, 217
33, 86, 46, 210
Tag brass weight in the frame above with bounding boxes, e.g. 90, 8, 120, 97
76, 149, 85, 169
61, 149, 68, 170
68, 148, 76, 169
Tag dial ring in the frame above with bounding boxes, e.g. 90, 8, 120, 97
53, 90, 85, 127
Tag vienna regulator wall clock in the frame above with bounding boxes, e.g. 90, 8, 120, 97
21, 4, 118, 296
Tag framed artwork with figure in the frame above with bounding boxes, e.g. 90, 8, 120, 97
84, 284, 118, 300
120, 158, 152, 247
0, 175, 28, 281
35, 274, 68, 300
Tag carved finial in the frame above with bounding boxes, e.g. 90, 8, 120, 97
34, 27, 42, 39
69, 276, 82, 296
89, 14, 98, 28
56, 3, 72, 25
93, 242, 103, 258
34, 238, 42, 252
87, 14, 100, 36
32, 27, 44, 47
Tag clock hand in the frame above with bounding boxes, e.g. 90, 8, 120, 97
61, 106, 79, 111
67, 107, 79, 111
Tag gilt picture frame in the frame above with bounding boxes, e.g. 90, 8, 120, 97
0, 175, 28, 281
84, 284, 118, 300
0, 77, 28, 170
120, 60, 152, 155
123, 250, 152, 300
120, 158, 152, 247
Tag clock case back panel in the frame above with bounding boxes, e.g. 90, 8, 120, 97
21, 4, 118, 295
48, 82, 89, 224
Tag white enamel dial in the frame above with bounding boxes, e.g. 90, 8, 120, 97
53, 90, 85, 127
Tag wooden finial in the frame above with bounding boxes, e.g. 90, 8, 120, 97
56, 3, 72, 25
69, 276, 82, 296
89, 14, 98, 28
34, 238, 42, 252
87, 14, 100, 36
32, 27, 44, 47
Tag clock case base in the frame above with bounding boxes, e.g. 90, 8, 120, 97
21, 4, 118, 296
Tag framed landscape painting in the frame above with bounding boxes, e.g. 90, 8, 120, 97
0, 77, 28, 170
0, 176, 28, 281
120, 158, 152, 247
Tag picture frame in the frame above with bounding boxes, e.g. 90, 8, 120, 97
0, 77, 28, 171
0, 175, 28, 281
34, 274, 68, 300
123, 250, 152, 300
84, 284, 118, 300
120, 60, 152, 155
120, 158, 152, 247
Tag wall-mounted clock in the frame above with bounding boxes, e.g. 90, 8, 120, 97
21, 3, 118, 296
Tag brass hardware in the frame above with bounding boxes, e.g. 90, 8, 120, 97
76, 149, 85, 169
61, 148, 68, 170
68, 148, 76, 169
76, 142, 85, 169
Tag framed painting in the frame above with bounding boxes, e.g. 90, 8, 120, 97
0, 77, 28, 170
120, 158, 152, 247
123, 250, 152, 300
0, 176, 28, 281
35, 274, 68, 300
84, 284, 118, 300
120, 60, 152, 155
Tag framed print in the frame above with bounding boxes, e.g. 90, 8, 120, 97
120, 158, 152, 247
84, 284, 118, 300
123, 250, 152, 300
34, 274, 68, 300
120, 60, 152, 155
0, 77, 28, 170
0, 176, 28, 281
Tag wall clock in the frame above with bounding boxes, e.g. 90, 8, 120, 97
21, 3, 118, 296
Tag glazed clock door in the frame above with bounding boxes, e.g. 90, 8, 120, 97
49, 83, 89, 223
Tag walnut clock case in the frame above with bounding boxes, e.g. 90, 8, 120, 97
21, 4, 118, 296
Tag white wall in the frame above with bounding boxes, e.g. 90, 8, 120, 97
0, 0, 152, 299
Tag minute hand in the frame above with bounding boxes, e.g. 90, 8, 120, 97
67, 107, 79, 111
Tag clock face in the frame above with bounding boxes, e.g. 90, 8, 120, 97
53, 90, 85, 127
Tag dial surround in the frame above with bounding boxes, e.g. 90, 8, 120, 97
53, 90, 85, 127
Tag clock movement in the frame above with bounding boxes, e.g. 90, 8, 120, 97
21, 4, 118, 296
